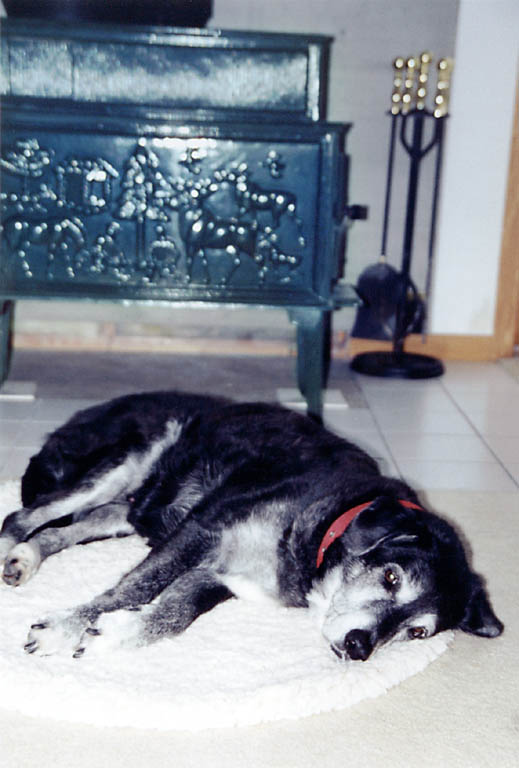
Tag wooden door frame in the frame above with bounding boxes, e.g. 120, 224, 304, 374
493, 81, 519, 356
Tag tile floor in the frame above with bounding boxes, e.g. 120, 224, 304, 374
0, 350, 518, 493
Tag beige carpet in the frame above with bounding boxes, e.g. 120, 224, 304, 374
0, 489, 517, 767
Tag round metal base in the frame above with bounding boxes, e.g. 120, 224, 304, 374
350, 351, 444, 379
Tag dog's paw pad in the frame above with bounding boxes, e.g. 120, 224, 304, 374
3, 543, 41, 586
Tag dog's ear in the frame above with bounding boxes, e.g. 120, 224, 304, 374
345, 498, 426, 556
459, 576, 504, 637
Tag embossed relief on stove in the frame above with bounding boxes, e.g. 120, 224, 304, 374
0, 136, 308, 288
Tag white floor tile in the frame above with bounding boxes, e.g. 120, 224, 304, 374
323, 408, 379, 433
34, 399, 101, 422
354, 377, 443, 398
16, 421, 61, 448
506, 464, 519, 485
442, 361, 516, 386
500, 358, 519, 383
384, 433, 496, 462
362, 386, 457, 413
464, 409, 519, 437
327, 426, 390, 458
373, 407, 475, 435
0, 421, 24, 446
0, 380, 36, 401
376, 458, 401, 478
0, 448, 9, 477
483, 435, 519, 465
446, 389, 519, 415
277, 388, 348, 407
339, 430, 388, 456
340, 432, 399, 477
396, 459, 518, 492
0, 401, 38, 420
0, 448, 33, 481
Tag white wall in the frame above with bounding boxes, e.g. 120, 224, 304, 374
430, 0, 518, 335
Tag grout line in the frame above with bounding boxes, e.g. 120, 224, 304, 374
349, 379, 404, 479
498, 358, 519, 386
438, 379, 519, 490
354, 371, 519, 488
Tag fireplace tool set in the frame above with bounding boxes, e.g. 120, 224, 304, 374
351, 52, 453, 378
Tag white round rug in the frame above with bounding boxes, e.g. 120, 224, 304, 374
0, 481, 453, 731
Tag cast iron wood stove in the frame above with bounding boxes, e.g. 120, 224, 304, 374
0, 19, 362, 416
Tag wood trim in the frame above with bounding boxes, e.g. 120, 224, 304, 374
345, 334, 500, 362
12, 327, 500, 362
13, 332, 295, 358
493, 80, 519, 356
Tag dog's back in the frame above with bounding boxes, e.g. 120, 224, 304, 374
21, 391, 227, 508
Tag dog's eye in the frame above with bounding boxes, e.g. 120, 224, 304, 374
384, 568, 399, 587
409, 626, 427, 639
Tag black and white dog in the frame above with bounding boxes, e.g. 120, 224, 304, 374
0, 391, 503, 661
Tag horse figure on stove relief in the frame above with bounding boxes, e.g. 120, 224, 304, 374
167, 179, 260, 284
168, 178, 301, 285
1, 213, 86, 278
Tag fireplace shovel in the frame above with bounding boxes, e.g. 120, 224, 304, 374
351, 56, 424, 342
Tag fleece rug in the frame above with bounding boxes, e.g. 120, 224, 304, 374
0, 481, 453, 731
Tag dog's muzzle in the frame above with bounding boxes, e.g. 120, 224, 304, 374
333, 629, 373, 661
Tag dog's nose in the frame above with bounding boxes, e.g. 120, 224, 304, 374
344, 629, 373, 661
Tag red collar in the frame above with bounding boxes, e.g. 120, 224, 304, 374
316, 499, 423, 568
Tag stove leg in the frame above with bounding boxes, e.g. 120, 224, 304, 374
0, 300, 14, 386
289, 308, 330, 420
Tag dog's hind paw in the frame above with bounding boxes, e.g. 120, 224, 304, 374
24, 610, 89, 657
3, 542, 41, 586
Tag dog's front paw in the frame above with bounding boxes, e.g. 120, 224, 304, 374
3, 542, 41, 586
72, 607, 151, 657
0, 535, 17, 569
24, 610, 90, 657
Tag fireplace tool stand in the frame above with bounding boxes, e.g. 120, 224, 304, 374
351, 54, 453, 379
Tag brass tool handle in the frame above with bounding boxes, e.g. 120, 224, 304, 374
434, 57, 454, 117
402, 55, 417, 113
391, 56, 405, 114
416, 51, 433, 110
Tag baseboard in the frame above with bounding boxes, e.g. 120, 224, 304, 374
12, 332, 296, 358
345, 333, 504, 362
13, 329, 508, 363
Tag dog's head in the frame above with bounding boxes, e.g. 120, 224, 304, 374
310, 496, 503, 661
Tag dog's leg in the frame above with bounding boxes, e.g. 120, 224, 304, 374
24, 520, 216, 656
0, 457, 147, 563
2, 502, 135, 586
73, 568, 234, 656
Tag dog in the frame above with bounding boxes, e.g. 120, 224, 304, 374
0, 391, 503, 661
